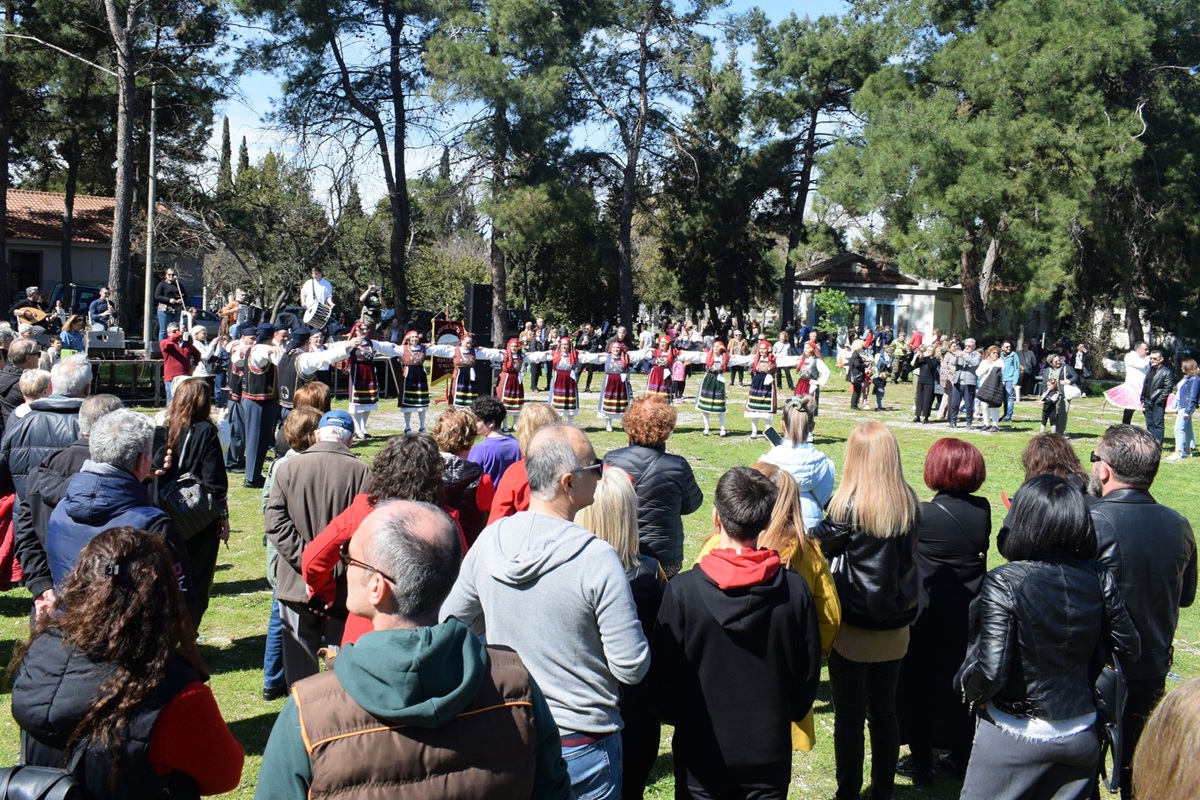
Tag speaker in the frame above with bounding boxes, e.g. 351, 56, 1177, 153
464, 283, 493, 347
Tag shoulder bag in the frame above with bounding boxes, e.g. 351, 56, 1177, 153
0, 748, 84, 800
157, 429, 222, 539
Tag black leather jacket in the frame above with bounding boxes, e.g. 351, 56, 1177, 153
1091, 489, 1197, 679
1142, 363, 1174, 407
603, 443, 703, 568
956, 558, 1141, 720
811, 513, 918, 631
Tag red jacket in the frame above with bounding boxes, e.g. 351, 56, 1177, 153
303, 494, 468, 646
489, 459, 530, 521
160, 334, 199, 384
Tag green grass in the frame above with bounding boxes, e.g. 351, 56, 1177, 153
1, 370, 1196, 799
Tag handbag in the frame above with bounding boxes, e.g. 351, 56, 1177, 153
156, 430, 222, 539
0, 748, 84, 800
1094, 648, 1127, 794
977, 369, 1006, 407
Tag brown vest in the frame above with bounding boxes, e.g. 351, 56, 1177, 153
294, 645, 541, 800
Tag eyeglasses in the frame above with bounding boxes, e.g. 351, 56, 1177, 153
572, 458, 603, 475
338, 541, 394, 583
1090, 451, 1105, 463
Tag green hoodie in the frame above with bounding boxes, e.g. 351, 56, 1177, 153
255, 618, 570, 800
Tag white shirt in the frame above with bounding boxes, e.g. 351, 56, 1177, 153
301, 278, 333, 308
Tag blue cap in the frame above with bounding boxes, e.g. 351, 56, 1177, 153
255, 322, 276, 343
318, 409, 355, 434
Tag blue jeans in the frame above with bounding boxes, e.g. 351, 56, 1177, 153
1003, 381, 1016, 420
263, 596, 285, 691
563, 734, 622, 800
1174, 411, 1194, 454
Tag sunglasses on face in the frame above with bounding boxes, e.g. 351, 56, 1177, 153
338, 541, 395, 584
572, 458, 603, 475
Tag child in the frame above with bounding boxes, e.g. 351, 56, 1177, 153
1040, 377, 1060, 433
872, 349, 891, 411
671, 349, 688, 401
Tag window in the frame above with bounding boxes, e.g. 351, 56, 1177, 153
877, 304, 895, 328
9, 251, 42, 303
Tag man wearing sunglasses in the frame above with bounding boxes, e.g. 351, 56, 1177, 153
442, 423, 648, 800
1141, 348, 1173, 447
258, 500, 571, 799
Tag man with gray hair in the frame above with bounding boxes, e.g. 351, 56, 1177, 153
442, 423, 649, 800
0, 354, 92, 500
0, 338, 43, 424
257, 500, 572, 799
46, 408, 195, 620
265, 409, 371, 686
950, 337, 981, 429
1089, 423, 1196, 795
14, 395, 123, 620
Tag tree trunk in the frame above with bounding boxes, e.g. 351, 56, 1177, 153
617, 160, 636, 328
60, 129, 81, 289
783, 107, 820, 328
490, 78, 508, 346
104, 0, 136, 329
386, 13, 409, 324
960, 235, 987, 334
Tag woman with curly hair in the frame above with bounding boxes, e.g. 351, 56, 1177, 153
603, 396, 704, 576
154, 376, 228, 627
11, 527, 244, 798
433, 406, 495, 545
302, 433, 466, 645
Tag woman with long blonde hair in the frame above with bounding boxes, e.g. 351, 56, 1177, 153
813, 421, 919, 800
488, 402, 561, 520
695, 460, 842, 752
576, 467, 665, 800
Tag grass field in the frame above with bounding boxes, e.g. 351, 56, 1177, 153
1, 369, 1196, 799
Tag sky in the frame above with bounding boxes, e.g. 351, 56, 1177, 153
214, 0, 850, 208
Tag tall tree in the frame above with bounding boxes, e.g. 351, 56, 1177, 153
425, 0, 582, 342
218, 116, 233, 195
238, 0, 436, 322
747, 9, 883, 327
568, 0, 716, 327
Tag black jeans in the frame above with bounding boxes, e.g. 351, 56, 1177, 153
828, 650, 902, 800
620, 717, 661, 800
915, 382, 935, 419
1143, 404, 1166, 446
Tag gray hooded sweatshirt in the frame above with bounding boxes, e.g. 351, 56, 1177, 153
440, 511, 650, 736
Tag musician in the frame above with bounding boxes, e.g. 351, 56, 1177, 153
10, 286, 55, 332
219, 289, 254, 339
87, 286, 117, 330
359, 282, 383, 328
300, 267, 334, 327
159, 321, 201, 404
277, 327, 365, 422
398, 330, 429, 433
154, 268, 188, 340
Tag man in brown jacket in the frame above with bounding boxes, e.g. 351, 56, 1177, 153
256, 501, 572, 800
265, 409, 371, 686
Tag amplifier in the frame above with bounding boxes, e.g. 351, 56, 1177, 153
86, 330, 126, 358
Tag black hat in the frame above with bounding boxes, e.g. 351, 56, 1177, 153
255, 322, 276, 344
290, 327, 313, 348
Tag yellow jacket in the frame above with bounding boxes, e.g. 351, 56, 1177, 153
696, 534, 841, 751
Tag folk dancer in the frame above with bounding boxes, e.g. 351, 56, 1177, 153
495, 338, 525, 431
746, 336, 778, 440
697, 340, 730, 436
600, 341, 631, 432
342, 321, 401, 439
277, 327, 364, 422
399, 330, 430, 433
224, 328, 256, 473
449, 332, 481, 408
550, 336, 580, 421
241, 323, 287, 488
647, 335, 675, 401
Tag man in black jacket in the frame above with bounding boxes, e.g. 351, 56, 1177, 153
0, 355, 91, 500
0, 339, 41, 425
1141, 348, 1173, 446
1090, 424, 1197, 797
13, 394, 124, 621
651, 467, 820, 799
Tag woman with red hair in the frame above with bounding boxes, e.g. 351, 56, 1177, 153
896, 437, 991, 783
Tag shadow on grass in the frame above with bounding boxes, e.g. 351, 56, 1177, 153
202, 634, 267, 676
0, 593, 30, 620
228, 711, 283, 757
212, 577, 271, 597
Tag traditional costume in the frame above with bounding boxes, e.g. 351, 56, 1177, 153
399, 331, 430, 433
495, 338, 525, 430
450, 335, 481, 408
647, 336, 676, 401
697, 343, 730, 436
344, 321, 400, 438
549, 337, 580, 419
1105, 347, 1151, 423
242, 323, 282, 488
746, 339, 778, 439
600, 342, 630, 432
